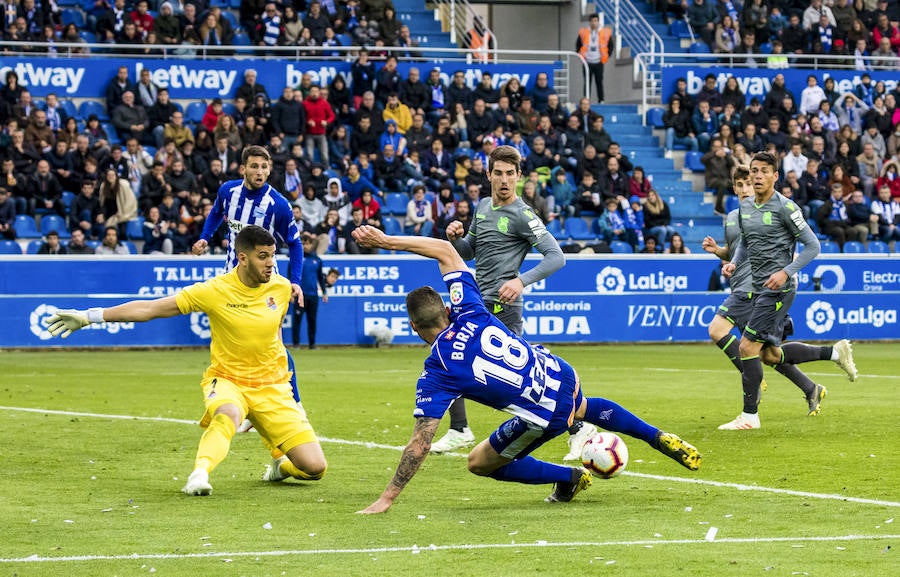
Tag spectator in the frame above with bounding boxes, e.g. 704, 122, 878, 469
141, 205, 173, 254
872, 12, 900, 53
383, 93, 412, 135
66, 228, 94, 255
398, 68, 430, 119
598, 156, 628, 202
37, 230, 67, 255
665, 232, 690, 253
322, 177, 351, 225
629, 166, 652, 199
314, 208, 344, 253
877, 160, 900, 198
847, 188, 873, 241
643, 189, 675, 247
46, 140, 76, 192
446, 70, 473, 115
105, 65, 134, 113
691, 100, 719, 153
24, 109, 54, 154
112, 91, 151, 145
354, 90, 385, 134
374, 143, 403, 192
715, 15, 740, 53
298, 184, 328, 229
404, 184, 433, 237
529, 72, 556, 113
871, 184, 900, 242
423, 138, 453, 191
165, 158, 197, 203
27, 159, 64, 217
154, 1, 180, 45
688, 0, 718, 46
208, 136, 240, 179
817, 183, 867, 248
799, 75, 827, 116
98, 167, 137, 237
663, 98, 697, 158
857, 141, 884, 196
42, 93, 67, 134
352, 188, 383, 230
829, 164, 856, 194
0, 187, 15, 240
803, 0, 836, 31
95, 225, 129, 255
520, 179, 551, 224
737, 122, 764, 153
148, 89, 179, 148
783, 141, 809, 177
763, 117, 788, 153
596, 197, 629, 243
701, 138, 736, 215
116, 20, 144, 55
696, 74, 725, 115
351, 49, 376, 103
0, 71, 23, 107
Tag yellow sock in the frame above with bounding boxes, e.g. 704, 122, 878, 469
194, 413, 236, 473
280, 459, 326, 481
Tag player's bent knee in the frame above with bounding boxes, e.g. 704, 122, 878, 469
212, 403, 243, 427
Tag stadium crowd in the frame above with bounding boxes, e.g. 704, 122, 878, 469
0, 1, 898, 256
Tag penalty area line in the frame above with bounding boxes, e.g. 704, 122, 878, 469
2, 534, 899, 564
4, 405, 899, 509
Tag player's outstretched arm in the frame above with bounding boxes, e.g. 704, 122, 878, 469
47, 296, 182, 338
352, 225, 467, 275
701, 235, 728, 260
357, 417, 440, 515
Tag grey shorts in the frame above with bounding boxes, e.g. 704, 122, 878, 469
486, 300, 524, 336
744, 290, 796, 346
716, 291, 754, 331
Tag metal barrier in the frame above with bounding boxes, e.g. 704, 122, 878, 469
594, 0, 662, 64
0, 40, 587, 104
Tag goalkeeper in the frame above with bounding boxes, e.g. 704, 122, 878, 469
46, 225, 327, 496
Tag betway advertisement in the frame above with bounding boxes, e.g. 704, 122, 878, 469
661, 67, 899, 106
0, 58, 554, 99
1, 255, 897, 347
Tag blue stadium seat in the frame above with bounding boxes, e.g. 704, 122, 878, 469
78, 30, 97, 44
61, 8, 85, 28
14, 215, 39, 237
209, 0, 229, 7
40, 214, 70, 238
384, 192, 409, 215
382, 215, 402, 236
546, 218, 566, 240
34, 99, 47, 111
564, 217, 595, 241
229, 0, 242, 7
610, 240, 633, 253
724, 195, 740, 213
759, 42, 773, 54
842, 241, 865, 254
669, 20, 690, 38
688, 42, 711, 54
143, 145, 157, 157
86, 240, 100, 249
78, 100, 108, 121
26, 240, 44, 254
867, 240, 890, 253
220, 10, 239, 29
185, 101, 207, 125
0, 240, 22, 254
232, 33, 252, 46
122, 241, 138, 254
645, 107, 665, 128
126, 217, 145, 240
60, 99, 78, 120
338, 33, 354, 47
221, 102, 237, 116
61, 191, 76, 211
819, 241, 840, 254
102, 123, 121, 145
684, 151, 705, 172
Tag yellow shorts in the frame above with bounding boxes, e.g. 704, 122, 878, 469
199, 376, 318, 456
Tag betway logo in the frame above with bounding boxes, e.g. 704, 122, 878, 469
136, 63, 237, 96
0, 63, 85, 94
627, 305, 718, 328
596, 266, 688, 293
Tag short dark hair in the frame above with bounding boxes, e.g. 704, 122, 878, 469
241, 145, 271, 166
46, 230, 59, 238
406, 286, 448, 331
751, 151, 779, 171
589, 13, 599, 20
235, 224, 276, 255
488, 145, 522, 174
732, 165, 750, 182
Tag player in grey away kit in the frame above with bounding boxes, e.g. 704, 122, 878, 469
704, 165, 857, 426
432, 145, 598, 458
719, 153, 858, 430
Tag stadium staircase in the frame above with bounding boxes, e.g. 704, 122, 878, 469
595, 104, 720, 251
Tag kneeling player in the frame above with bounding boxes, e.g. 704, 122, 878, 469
351, 226, 701, 514
46, 226, 327, 495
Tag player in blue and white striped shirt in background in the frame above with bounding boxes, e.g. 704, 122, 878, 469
193, 145, 306, 411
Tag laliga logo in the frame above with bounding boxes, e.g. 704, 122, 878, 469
596, 266, 626, 294
811, 265, 846, 292
806, 301, 836, 335
190, 312, 211, 339
29, 303, 59, 340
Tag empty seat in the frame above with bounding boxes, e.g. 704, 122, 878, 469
842, 241, 865, 254
78, 100, 108, 121
564, 217, 596, 240
819, 241, 840, 254
0, 240, 22, 254
381, 215, 402, 236
40, 214, 70, 238
688, 42, 711, 54
61, 8, 85, 28
546, 218, 566, 240
867, 240, 890, 253
645, 107, 665, 128
684, 151, 705, 172
14, 214, 39, 237
185, 101, 207, 125
610, 240, 633, 253
26, 240, 44, 254
384, 192, 409, 215
126, 217, 145, 240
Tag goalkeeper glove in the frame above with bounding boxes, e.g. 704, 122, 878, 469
47, 308, 105, 338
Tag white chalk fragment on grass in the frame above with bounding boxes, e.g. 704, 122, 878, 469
705, 527, 718, 542
262, 522, 272, 530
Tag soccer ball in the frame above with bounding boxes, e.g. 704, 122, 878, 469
581, 432, 629, 478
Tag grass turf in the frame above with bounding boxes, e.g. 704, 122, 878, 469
0, 343, 897, 576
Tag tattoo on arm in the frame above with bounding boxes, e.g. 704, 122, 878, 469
388, 417, 440, 492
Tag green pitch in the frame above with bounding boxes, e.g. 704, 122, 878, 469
1, 344, 897, 576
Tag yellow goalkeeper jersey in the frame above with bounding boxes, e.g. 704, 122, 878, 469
176, 268, 291, 387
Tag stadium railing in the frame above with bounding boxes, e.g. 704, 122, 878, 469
0, 40, 588, 106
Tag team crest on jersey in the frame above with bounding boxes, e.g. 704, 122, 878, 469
449, 282, 464, 305
266, 297, 277, 310
497, 216, 509, 233
253, 207, 267, 219
762, 212, 773, 225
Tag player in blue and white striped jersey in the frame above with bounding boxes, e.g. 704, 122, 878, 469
351, 226, 701, 514
192, 145, 305, 405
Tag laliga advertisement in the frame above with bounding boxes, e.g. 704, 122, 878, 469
0, 57, 555, 100
1, 255, 897, 347
661, 67, 899, 106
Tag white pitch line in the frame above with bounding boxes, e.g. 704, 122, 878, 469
641, 367, 899, 380
2, 534, 898, 564
4, 405, 899, 509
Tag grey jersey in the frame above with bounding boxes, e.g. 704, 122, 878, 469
724, 208, 752, 293
737, 192, 814, 292
464, 197, 552, 303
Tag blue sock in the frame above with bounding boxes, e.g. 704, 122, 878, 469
286, 348, 300, 403
489, 456, 573, 484
583, 398, 659, 445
